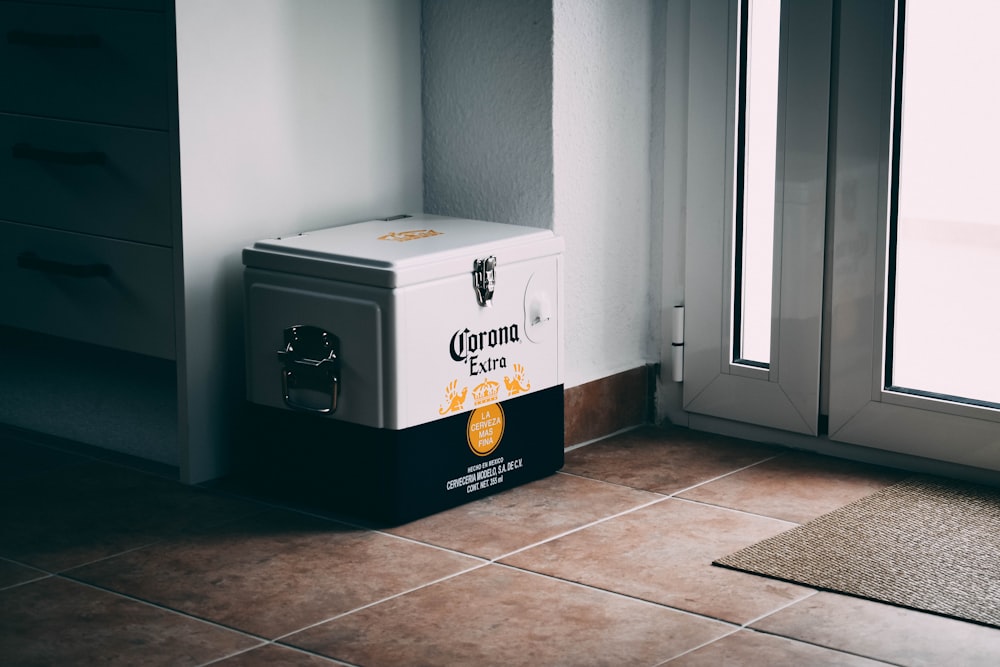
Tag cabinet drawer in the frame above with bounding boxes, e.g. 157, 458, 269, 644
0, 3, 169, 128
0, 221, 175, 359
0, 113, 172, 246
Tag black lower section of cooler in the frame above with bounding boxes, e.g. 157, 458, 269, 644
237, 386, 564, 525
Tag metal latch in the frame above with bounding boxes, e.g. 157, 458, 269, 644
473, 256, 496, 307
276, 325, 340, 414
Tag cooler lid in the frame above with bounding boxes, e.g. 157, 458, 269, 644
242, 214, 563, 288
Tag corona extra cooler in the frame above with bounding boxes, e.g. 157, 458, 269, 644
242, 214, 564, 524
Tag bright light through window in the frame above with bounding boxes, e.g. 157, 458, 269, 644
889, 0, 1000, 405
735, 0, 781, 366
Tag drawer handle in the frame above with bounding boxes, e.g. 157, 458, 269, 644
12, 143, 106, 166
17, 252, 111, 279
7, 30, 102, 49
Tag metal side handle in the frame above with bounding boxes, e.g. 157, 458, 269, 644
276, 325, 340, 414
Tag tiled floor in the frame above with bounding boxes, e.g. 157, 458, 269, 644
4, 425, 1000, 666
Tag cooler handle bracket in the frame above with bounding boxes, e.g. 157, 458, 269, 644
276, 325, 340, 414
473, 256, 496, 307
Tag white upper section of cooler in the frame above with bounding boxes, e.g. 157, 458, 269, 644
243, 214, 563, 288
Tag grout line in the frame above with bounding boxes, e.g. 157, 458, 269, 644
198, 642, 356, 667
49, 541, 180, 575
658, 623, 903, 667
55, 575, 270, 644
654, 626, 744, 665
556, 452, 784, 504
488, 495, 671, 563
490, 561, 743, 628
670, 495, 801, 527
553, 469, 671, 496
740, 626, 906, 667
269, 561, 493, 643
557, 454, 799, 527
0, 556, 52, 591
197, 644, 270, 667
665, 453, 784, 498
366, 529, 494, 562
0, 572, 52, 592
731, 593, 907, 667
738, 590, 820, 629
563, 424, 645, 452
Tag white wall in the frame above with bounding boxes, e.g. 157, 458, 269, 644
423, 0, 660, 389
553, 0, 657, 388
421, 0, 554, 228
174, 0, 423, 481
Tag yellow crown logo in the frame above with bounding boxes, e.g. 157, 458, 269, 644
472, 379, 500, 406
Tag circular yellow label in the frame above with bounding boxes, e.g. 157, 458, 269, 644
466, 403, 505, 457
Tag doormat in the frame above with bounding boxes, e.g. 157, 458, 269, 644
714, 476, 1000, 628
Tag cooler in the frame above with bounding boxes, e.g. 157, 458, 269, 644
242, 214, 564, 524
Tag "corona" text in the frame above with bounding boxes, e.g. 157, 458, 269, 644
449, 324, 521, 362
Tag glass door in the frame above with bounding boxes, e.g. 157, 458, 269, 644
886, 0, 1000, 407
827, 0, 1000, 471
682, 0, 831, 435
680, 0, 1000, 473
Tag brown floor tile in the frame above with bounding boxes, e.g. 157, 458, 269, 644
285, 564, 733, 667
678, 451, 908, 523
20, 425, 992, 666
563, 425, 781, 495
386, 472, 661, 559
0, 576, 260, 666
0, 464, 265, 572
501, 498, 813, 624
752, 592, 1000, 667
663, 629, 888, 666
67, 509, 481, 639
213, 643, 342, 665
0, 558, 46, 589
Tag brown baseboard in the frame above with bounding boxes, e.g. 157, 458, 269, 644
563, 365, 655, 447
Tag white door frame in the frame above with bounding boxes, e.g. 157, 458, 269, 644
675, 0, 1000, 478
826, 0, 1000, 471
682, 0, 832, 435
